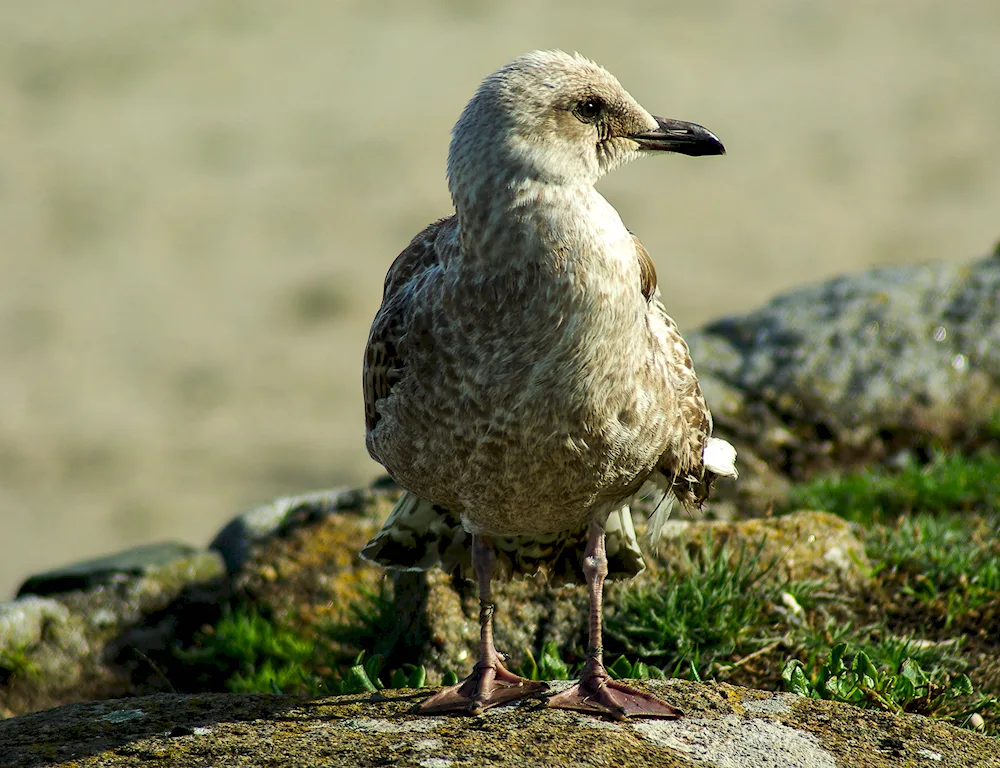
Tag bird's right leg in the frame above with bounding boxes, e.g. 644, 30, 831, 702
419, 533, 549, 715
546, 519, 682, 720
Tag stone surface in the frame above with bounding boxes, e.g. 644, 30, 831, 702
0, 545, 226, 718
16, 542, 215, 598
689, 250, 1000, 512
210, 484, 395, 574
0, 683, 996, 768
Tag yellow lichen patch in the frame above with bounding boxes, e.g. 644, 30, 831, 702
233, 488, 399, 651
648, 510, 870, 589
721, 685, 748, 714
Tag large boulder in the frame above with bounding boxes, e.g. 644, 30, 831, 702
688, 249, 1000, 512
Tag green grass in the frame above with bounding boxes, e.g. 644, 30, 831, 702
782, 641, 979, 719
604, 537, 785, 680
0, 644, 40, 685
602, 520, 999, 731
322, 653, 429, 695
517, 640, 668, 684
782, 447, 1000, 623
178, 608, 316, 694
773, 448, 1000, 730
782, 450, 1000, 523
518, 640, 574, 682
869, 513, 1000, 623
176, 597, 432, 697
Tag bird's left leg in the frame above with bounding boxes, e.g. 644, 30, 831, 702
546, 517, 682, 720
419, 533, 549, 715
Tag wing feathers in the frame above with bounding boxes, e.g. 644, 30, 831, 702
631, 232, 737, 511
363, 216, 455, 435
631, 233, 658, 303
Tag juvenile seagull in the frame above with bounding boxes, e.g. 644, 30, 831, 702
361, 50, 737, 719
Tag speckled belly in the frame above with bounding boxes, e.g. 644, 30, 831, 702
372, 343, 665, 535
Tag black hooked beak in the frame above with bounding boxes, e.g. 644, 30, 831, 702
631, 117, 725, 157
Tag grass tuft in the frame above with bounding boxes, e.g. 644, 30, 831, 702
605, 537, 783, 680
177, 602, 431, 696
178, 607, 315, 694
870, 514, 1000, 623
783, 450, 1000, 523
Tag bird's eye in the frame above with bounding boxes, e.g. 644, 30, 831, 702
575, 98, 603, 122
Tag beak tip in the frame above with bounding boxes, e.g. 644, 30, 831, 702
689, 127, 726, 157
693, 135, 726, 157
634, 117, 726, 157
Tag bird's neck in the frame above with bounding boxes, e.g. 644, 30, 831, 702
453, 178, 632, 274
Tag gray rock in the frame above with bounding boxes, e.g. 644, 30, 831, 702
210, 485, 391, 573
1, 545, 225, 718
0, 684, 995, 767
688, 251, 1000, 510
17, 542, 212, 597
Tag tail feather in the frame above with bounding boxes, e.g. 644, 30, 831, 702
361, 490, 646, 584
360, 491, 464, 573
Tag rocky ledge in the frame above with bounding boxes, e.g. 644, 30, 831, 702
1, 681, 997, 768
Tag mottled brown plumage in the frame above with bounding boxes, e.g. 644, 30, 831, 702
360, 50, 736, 719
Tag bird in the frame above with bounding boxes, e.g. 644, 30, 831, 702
360, 50, 737, 720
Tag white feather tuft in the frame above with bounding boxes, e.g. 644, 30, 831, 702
704, 437, 738, 479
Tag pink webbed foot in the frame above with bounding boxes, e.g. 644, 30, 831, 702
419, 661, 550, 715
546, 661, 682, 721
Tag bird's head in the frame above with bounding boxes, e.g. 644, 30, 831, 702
448, 50, 724, 206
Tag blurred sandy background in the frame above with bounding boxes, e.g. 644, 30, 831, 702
2, 0, 998, 597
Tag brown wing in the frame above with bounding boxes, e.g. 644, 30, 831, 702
632, 233, 715, 507
363, 216, 455, 436
655, 305, 716, 504
631, 233, 658, 303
